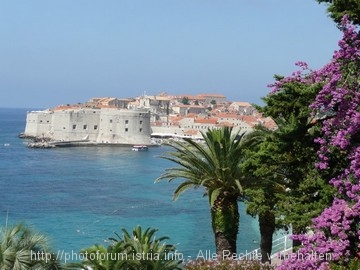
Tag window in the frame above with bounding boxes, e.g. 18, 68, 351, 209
140, 120, 143, 125
83, 125, 87, 130
110, 119, 113, 123
94, 125, 98, 130
125, 128, 128, 132
125, 120, 129, 124
73, 125, 76, 129
139, 128, 142, 132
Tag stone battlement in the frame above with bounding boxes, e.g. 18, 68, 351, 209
23, 108, 152, 145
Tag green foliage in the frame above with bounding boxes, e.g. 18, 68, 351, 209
70, 225, 182, 270
241, 125, 285, 221
275, 169, 334, 231
110, 225, 182, 270
157, 127, 247, 255
157, 127, 246, 203
181, 97, 190, 105
329, 258, 360, 270
0, 223, 62, 270
251, 79, 334, 233
184, 259, 275, 270
317, 0, 360, 25
67, 244, 110, 270
240, 125, 286, 261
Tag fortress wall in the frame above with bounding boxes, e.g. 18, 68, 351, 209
51, 109, 101, 141
150, 125, 250, 138
24, 111, 53, 138
97, 108, 151, 144
24, 108, 152, 144
150, 126, 186, 136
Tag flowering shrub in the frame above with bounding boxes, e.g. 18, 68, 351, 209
270, 15, 360, 270
184, 259, 275, 270
329, 258, 360, 269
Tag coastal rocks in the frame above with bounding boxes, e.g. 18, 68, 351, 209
27, 142, 56, 148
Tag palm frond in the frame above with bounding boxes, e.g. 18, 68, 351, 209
157, 126, 247, 203
209, 188, 222, 207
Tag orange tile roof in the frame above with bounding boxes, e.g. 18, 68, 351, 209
52, 105, 81, 111
169, 115, 184, 121
262, 117, 278, 129
216, 122, 234, 127
241, 115, 259, 127
184, 129, 199, 135
194, 117, 218, 124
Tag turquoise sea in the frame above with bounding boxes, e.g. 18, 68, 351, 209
0, 107, 260, 260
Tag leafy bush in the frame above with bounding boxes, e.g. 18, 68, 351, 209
329, 258, 360, 270
274, 15, 360, 270
184, 259, 275, 270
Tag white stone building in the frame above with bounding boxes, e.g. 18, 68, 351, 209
24, 107, 151, 145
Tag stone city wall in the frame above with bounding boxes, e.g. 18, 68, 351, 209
24, 108, 151, 145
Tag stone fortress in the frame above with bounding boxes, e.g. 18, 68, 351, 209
23, 93, 277, 146
24, 106, 152, 146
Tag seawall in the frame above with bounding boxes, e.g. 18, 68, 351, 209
24, 107, 152, 145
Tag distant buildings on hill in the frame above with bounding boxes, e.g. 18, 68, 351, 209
23, 93, 277, 145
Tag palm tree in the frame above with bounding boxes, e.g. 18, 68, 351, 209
67, 244, 110, 270
69, 225, 181, 270
109, 225, 182, 270
0, 223, 62, 270
156, 126, 247, 258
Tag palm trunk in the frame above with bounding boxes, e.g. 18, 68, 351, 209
258, 210, 275, 263
211, 195, 239, 259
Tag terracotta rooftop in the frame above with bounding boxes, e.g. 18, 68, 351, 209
262, 117, 278, 129
217, 121, 234, 127
241, 115, 259, 127
184, 129, 199, 135
194, 117, 218, 124
169, 115, 184, 122
53, 105, 81, 111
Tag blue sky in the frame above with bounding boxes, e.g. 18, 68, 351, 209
1, 0, 342, 109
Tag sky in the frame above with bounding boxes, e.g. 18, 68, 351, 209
0, 0, 343, 109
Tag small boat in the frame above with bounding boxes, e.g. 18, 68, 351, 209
132, 145, 148, 151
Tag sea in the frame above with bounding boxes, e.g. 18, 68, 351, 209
0, 107, 261, 260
